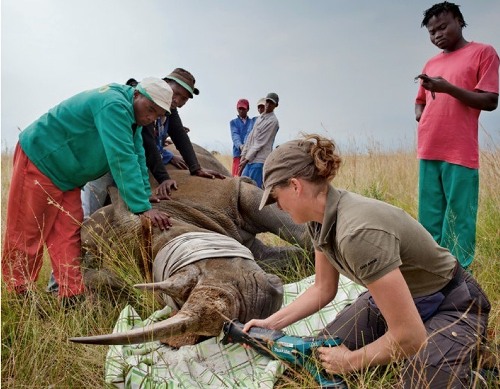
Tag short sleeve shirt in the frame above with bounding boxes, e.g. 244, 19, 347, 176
307, 187, 457, 297
415, 42, 499, 168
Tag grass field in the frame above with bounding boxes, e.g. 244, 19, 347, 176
1, 145, 499, 388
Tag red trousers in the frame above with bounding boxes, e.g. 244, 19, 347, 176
231, 157, 241, 177
2, 144, 84, 297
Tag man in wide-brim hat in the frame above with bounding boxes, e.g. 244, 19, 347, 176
142, 68, 226, 200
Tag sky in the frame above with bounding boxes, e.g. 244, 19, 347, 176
1, 0, 500, 155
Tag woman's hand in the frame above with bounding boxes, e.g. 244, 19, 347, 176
242, 318, 273, 333
317, 344, 352, 375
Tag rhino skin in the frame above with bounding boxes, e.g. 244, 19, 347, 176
153, 168, 311, 270
163, 143, 312, 268
186, 143, 231, 176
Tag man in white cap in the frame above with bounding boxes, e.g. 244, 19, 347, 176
2, 77, 173, 307
238, 92, 280, 188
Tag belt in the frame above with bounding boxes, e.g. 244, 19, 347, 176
439, 262, 465, 296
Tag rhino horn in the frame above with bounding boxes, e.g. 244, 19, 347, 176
70, 283, 240, 346
135, 281, 167, 289
69, 311, 200, 345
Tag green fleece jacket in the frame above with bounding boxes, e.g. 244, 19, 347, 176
19, 83, 152, 214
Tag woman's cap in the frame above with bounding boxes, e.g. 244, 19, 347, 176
136, 77, 173, 114
259, 139, 313, 210
163, 68, 199, 98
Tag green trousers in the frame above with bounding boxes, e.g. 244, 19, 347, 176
418, 160, 478, 269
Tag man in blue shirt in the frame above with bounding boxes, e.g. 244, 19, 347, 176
230, 99, 254, 176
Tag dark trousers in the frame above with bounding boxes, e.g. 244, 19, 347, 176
320, 272, 490, 388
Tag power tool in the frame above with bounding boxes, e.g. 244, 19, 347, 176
221, 319, 347, 388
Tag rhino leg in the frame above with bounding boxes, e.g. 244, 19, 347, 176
83, 268, 127, 291
239, 182, 310, 246
247, 237, 308, 273
238, 181, 313, 271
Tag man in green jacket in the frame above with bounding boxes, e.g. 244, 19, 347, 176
2, 77, 172, 305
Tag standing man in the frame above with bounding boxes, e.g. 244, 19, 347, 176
255, 97, 266, 117
238, 93, 280, 188
230, 98, 254, 176
2, 78, 173, 305
415, 2, 499, 269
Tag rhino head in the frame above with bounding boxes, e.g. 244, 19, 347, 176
70, 187, 283, 347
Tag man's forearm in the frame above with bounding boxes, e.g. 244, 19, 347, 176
142, 124, 170, 183
168, 110, 201, 173
446, 86, 498, 111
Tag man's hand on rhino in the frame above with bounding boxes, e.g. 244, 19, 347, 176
155, 179, 178, 200
142, 209, 172, 230
169, 155, 188, 170
193, 168, 226, 180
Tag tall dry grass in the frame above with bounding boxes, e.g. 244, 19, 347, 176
1, 144, 499, 388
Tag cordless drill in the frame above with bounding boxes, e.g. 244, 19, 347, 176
221, 320, 347, 389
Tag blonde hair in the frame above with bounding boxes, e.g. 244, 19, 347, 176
303, 134, 342, 183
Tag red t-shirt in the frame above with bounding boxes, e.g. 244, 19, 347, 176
415, 42, 499, 168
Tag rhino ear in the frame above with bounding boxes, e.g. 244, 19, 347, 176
108, 186, 128, 212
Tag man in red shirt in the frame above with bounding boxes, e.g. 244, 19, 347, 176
415, 2, 499, 269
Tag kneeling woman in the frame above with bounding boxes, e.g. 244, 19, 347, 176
244, 134, 490, 388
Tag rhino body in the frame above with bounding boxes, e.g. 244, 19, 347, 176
71, 155, 310, 346
151, 168, 310, 269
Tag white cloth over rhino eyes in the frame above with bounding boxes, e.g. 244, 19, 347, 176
155, 231, 255, 279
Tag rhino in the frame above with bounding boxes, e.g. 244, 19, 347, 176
70, 164, 311, 347
89, 143, 310, 270
187, 143, 232, 175
153, 168, 311, 269
160, 143, 312, 268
